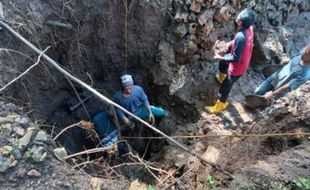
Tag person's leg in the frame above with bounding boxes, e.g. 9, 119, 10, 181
219, 75, 241, 102
216, 61, 229, 84
254, 76, 274, 96
136, 105, 167, 118
219, 60, 229, 74
206, 75, 240, 114
150, 106, 167, 117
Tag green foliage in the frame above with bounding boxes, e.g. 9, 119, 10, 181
244, 181, 257, 190
147, 184, 155, 190
206, 175, 217, 190
275, 182, 287, 190
294, 177, 310, 190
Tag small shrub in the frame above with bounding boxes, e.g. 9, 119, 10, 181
206, 175, 217, 190
294, 177, 310, 190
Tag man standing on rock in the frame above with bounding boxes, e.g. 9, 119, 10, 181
254, 45, 310, 100
113, 74, 167, 127
206, 9, 256, 114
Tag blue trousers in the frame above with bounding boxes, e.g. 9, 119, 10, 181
254, 75, 274, 95
218, 61, 241, 102
136, 105, 167, 118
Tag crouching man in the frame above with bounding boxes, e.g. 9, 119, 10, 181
113, 74, 167, 127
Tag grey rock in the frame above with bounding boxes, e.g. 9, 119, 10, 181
188, 12, 196, 22
190, 0, 201, 13
174, 11, 189, 23
53, 147, 68, 161
18, 128, 35, 150
15, 127, 25, 137
26, 145, 47, 163
1, 123, 12, 134
19, 117, 32, 127
0, 156, 12, 173
34, 130, 49, 142
175, 24, 188, 38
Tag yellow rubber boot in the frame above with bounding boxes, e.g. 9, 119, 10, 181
205, 99, 229, 114
215, 73, 227, 84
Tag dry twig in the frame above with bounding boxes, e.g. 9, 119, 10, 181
0, 46, 50, 92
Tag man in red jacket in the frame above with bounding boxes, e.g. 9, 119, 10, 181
206, 9, 256, 114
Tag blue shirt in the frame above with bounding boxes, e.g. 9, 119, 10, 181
271, 55, 310, 91
222, 30, 246, 64
113, 85, 150, 119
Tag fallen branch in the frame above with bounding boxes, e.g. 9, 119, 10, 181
53, 122, 82, 141
128, 152, 164, 186
163, 166, 197, 190
46, 20, 73, 29
64, 146, 115, 160
0, 46, 50, 92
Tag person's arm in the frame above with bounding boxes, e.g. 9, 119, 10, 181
113, 93, 130, 125
263, 83, 290, 99
214, 32, 246, 63
138, 86, 155, 124
264, 76, 307, 99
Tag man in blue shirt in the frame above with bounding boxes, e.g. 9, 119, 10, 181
113, 74, 167, 127
254, 45, 310, 99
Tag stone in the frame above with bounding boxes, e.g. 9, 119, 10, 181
252, 29, 284, 64
188, 23, 197, 35
174, 11, 189, 23
11, 146, 22, 160
188, 12, 196, 22
175, 38, 199, 64
0, 156, 11, 173
212, 0, 226, 7
175, 24, 187, 38
202, 146, 220, 164
26, 145, 47, 163
15, 127, 25, 137
190, 0, 201, 13
18, 128, 35, 150
19, 117, 32, 127
219, 4, 235, 22
128, 179, 148, 190
1, 123, 12, 133
190, 53, 201, 62
53, 147, 68, 161
300, 0, 310, 11
27, 169, 41, 177
279, 53, 290, 65
6, 114, 21, 123
197, 10, 214, 26
90, 177, 103, 190
34, 130, 49, 142
3, 146, 13, 155
202, 20, 214, 36
158, 41, 175, 65
9, 159, 18, 168
185, 0, 192, 6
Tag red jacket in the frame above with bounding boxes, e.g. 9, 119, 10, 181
229, 26, 254, 76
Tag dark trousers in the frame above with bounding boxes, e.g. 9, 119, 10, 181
218, 61, 241, 102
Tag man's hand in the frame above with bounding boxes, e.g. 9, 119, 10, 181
213, 52, 223, 61
263, 91, 274, 99
148, 112, 155, 125
123, 117, 130, 126
123, 116, 135, 128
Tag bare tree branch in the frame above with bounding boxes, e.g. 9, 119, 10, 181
0, 46, 50, 92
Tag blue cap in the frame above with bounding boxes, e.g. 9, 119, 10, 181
237, 9, 256, 29
121, 74, 134, 87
